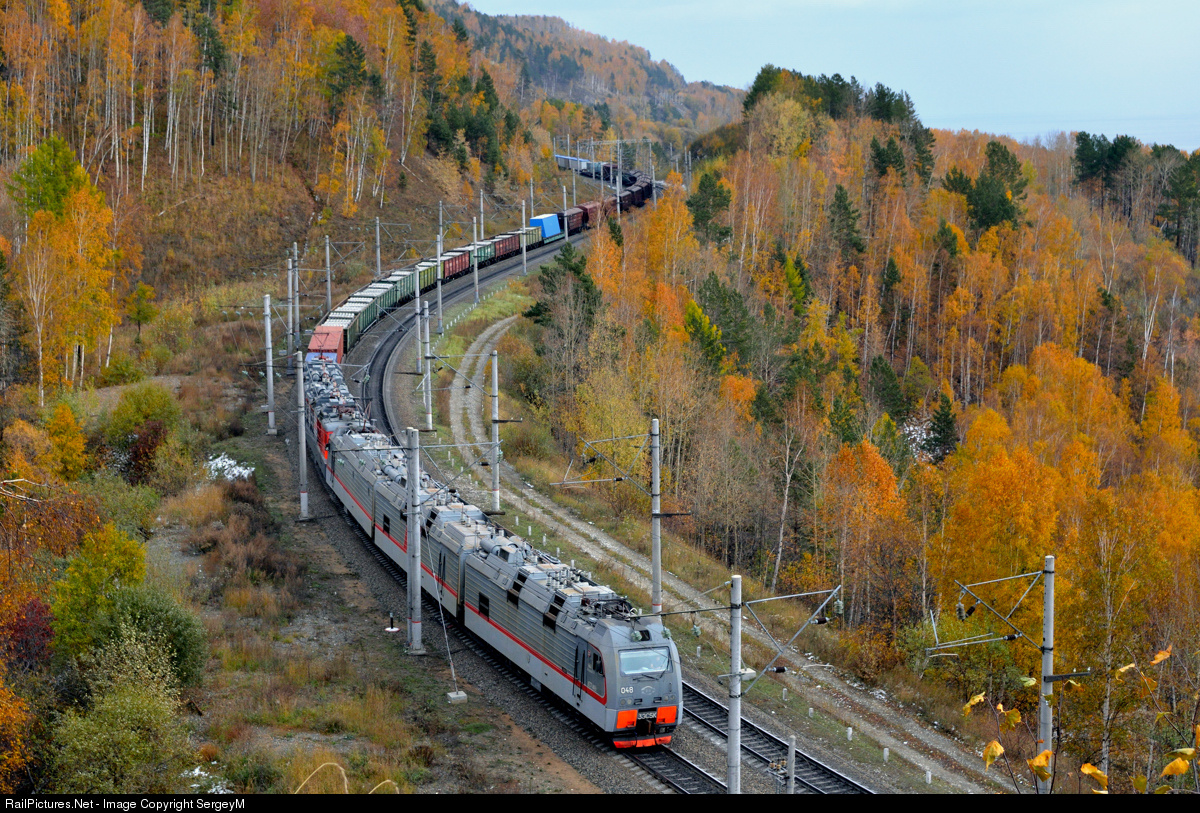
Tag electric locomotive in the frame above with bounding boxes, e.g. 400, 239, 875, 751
299, 174, 680, 746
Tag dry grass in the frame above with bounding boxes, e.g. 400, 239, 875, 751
216, 630, 278, 672
161, 482, 230, 527
317, 685, 411, 749
280, 652, 353, 690
223, 585, 283, 621
285, 747, 411, 794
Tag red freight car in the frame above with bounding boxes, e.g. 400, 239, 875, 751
579, 200, 601, 229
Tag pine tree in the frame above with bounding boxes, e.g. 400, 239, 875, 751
829, 184, 865, 261
683, 301, 726, 371
687, 171, 732, 245
924, 393, 958, 463
869, 355, 909, 424
783, 255, 809, 317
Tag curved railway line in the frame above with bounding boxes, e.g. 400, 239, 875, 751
329, 210, 879, 794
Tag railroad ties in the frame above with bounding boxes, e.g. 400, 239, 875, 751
681, 682, 872, 793
627, 748, 726, 794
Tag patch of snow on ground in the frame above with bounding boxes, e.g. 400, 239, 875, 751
183, 764, 232, 793
206, 453, 255, 480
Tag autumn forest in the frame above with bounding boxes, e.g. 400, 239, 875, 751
0, 0, 1197, 794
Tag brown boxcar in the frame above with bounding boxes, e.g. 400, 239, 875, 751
492, 232, 520, 261
443, 249, 470, 278
563, 208, 584, 235
579, 200, 601, 228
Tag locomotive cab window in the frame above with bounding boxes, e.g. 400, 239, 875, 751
618, 647, 671, 676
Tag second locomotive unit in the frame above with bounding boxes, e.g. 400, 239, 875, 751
300, 169, 680, 747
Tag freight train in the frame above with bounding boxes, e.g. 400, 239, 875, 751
301, 167, 681, 748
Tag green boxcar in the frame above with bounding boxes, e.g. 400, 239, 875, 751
364, 283, 396, 311
415, 261, 438, 292
388, 271, 415, 305
473, 241, 496, 264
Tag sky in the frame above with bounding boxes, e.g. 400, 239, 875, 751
461, 0, 1200, 151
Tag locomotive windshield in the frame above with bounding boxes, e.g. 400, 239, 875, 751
618, 647, 671, 676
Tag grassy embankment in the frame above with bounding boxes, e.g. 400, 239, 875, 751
423, 276, 994, 794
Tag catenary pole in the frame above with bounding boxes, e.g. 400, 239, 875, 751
264, 295, 276, 435
324, 235, 332, 313
651, 418, 662, 615
1038, 555, 1055, 793
407, 427, 425, 654
375, 216, 382, 278
491, 350, 501, 513
423, 303, 433, 432
472, 217, 480, 304
291, 254, 300, 363
286, 258, 294, 368
521, 200, 528, 276
296, 352, 308, 519
436, 203, 444, 334
729, 574, 743, 794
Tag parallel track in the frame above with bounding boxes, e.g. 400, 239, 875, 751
682, 682, 871, 793
342, 226, 871, 795
626, 748, 726, 794
341, 455, 717, 794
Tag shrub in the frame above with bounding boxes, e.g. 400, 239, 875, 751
53, 626, 188, 793
51, 524, 146, 660
148, 429, 204, 495
77, 470, 160, 540
44, 402, 87, 480
98, 352, 145, 387
128, 419, 168, 485
98, 586, 206, 686
107, 383, 181, 447
0, 662, 32, 794
0, 597, 53, 670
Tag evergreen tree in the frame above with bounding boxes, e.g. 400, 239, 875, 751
829, 184, 865, 261
881, 256, 900, 301
475, 69, 499, 111
869, 355, 909, 424
942, 166, 973, 198
524, 243, 599, 331
698, 273, 754, 364
452, 17, 469, 43
687, 171, 732, 244
829, 393, 862, 445
783, 255, 809, 317
683, 301, 726, 371
607, 217, 624, 248
910, 126, 935, 185
870, 136, 905, 181
924, 393, 958, 463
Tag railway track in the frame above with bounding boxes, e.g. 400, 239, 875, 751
342, 227, 872, 795
682, 682, 871, 793
345, 493, 734, 794
627, 748, 726, 794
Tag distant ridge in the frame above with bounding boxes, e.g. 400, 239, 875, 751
431, 0, 743, 141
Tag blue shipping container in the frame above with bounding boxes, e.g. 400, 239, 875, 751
530, 213, 561, 240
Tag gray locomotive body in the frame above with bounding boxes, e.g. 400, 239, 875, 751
302, 355, 681, 747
